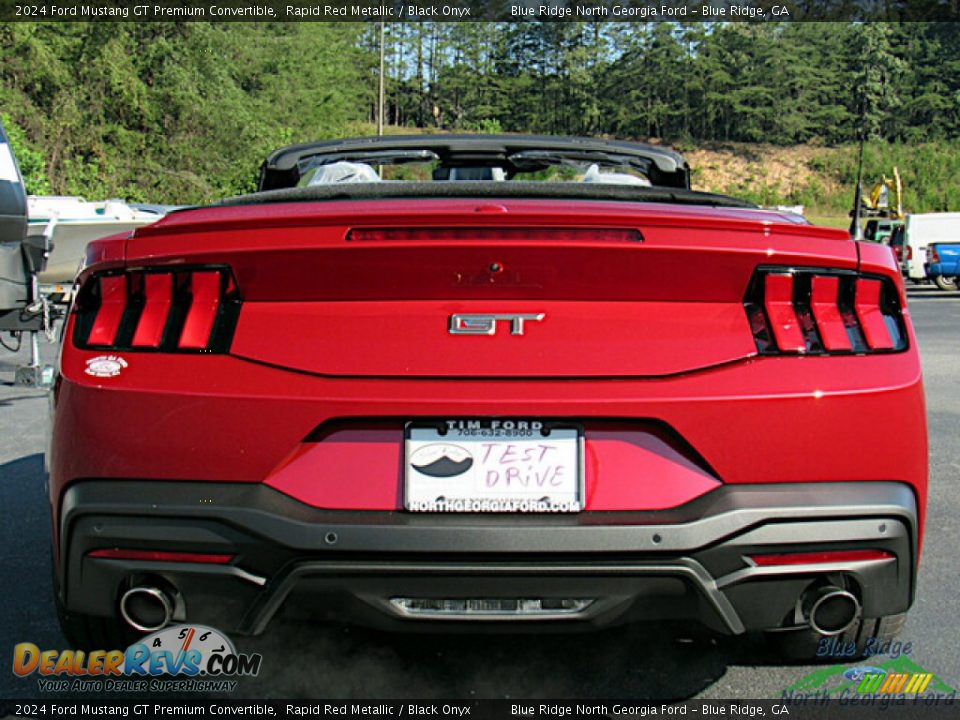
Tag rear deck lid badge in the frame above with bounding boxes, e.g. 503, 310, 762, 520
84, 355, 128, 378
409, 444, 474, 478
449, 313, 545, 336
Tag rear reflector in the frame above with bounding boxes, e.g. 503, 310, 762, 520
748, 549, 895, 567
745, 267, 906, 355
74, 267, 240, 353
88, 548, 234, 564
347, 227, 643, 244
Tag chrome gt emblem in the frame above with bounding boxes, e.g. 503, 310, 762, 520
449, 313, 545, 336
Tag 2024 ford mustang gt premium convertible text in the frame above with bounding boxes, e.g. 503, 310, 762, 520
48, 136, 927, 659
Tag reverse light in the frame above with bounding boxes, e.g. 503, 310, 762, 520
88, 548, 234, 564
748, 549, 895, 567
74, 267, 240, 353
744, 267, 907, 355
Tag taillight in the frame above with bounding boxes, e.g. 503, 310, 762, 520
73, 266, 240, 353
744, 267, 907, 355
928, 246, 941, 264
906, 246, 913, 261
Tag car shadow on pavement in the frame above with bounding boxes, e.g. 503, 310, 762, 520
0, 454, 65, 697
231, 615, 769, 699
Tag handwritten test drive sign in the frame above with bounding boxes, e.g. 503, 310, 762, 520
404, 420, 582, 512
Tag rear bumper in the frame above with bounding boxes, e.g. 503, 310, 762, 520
59, 480, 917, 637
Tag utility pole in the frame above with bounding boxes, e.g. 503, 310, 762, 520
849, 94, 867, 241
377, 22, 385, 137
850, 133, 865, 241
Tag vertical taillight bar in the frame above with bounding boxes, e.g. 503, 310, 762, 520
86, 275, 128, 346
131, 273, 173, 348
810, 276, 852, 352
763, 274, 806, 353
178, 272, 222, 349
855, 278, 895, 350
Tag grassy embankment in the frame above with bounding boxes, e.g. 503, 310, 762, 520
684, 141, 960, 229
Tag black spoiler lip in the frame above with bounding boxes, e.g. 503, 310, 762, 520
216, 181, 758, 210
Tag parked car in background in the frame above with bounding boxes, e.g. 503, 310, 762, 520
864, 218, 902, 245
48, 135, 927, 661
902, 212, 960, 284
926, 243, 960, 291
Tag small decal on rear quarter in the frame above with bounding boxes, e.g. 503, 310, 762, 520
84, 355, 128, 378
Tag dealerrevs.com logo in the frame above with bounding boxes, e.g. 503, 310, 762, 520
13, 625, 262, 693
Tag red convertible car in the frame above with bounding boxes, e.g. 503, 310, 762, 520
49, 136, 927, 659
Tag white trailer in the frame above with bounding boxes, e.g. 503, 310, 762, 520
903, 212, 960, 281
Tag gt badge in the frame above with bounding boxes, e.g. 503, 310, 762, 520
84, 355, 128, 378
449, 313, 545, 336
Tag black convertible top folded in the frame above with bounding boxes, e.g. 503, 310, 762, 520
259, 134, 693, 191
220, 181, 757, 210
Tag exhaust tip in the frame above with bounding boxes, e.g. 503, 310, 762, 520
807, 587, 860, 636
120, 586, 173, 633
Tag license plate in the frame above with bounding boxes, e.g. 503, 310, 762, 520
404, 420, 582, 513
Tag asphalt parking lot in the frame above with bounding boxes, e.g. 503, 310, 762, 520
1, 285, 957, 700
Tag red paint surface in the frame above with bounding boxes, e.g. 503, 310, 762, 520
232, 300, 754, 378
262, 426, 721, 511
51, 198, 928, 556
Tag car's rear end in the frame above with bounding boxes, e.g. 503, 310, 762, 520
49, 194, 927, 658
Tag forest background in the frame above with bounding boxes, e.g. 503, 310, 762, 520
2, 21, 959, 226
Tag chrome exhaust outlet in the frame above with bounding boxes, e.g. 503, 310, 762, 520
120, 586, 174, 633
805, 586, 861, 636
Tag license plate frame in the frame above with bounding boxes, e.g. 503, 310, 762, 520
403, 419, 584, 513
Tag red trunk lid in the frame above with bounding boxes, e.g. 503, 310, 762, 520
125, 199, 855, 378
